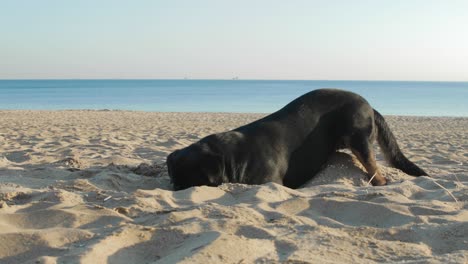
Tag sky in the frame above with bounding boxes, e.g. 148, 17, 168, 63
1, 0, 468, 81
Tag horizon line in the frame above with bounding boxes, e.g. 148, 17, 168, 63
1, 78, 468, 83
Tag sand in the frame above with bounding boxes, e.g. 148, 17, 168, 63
0, 110, 467, 263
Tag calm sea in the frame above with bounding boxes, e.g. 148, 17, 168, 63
0, 80, 467, 116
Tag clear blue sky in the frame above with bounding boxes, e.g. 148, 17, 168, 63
1, 0, 467, 80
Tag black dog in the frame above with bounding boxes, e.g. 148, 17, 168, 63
167, 89, 427, 190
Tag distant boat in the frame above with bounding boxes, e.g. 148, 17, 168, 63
232, 77, 239, 80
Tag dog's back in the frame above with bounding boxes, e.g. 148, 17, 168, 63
280, 89, 377, 187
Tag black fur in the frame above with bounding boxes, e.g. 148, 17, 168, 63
373, 110, 428, 176
167, 89, 427, 190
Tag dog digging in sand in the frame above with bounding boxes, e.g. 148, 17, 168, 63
167, 89, 427, 191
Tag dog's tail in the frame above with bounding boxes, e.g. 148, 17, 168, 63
373, 109, 428, 176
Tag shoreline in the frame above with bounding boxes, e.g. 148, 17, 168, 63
0, 110, 467, 263
1, 109, 468, 118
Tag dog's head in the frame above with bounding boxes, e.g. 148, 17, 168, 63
167, 142, 224, 191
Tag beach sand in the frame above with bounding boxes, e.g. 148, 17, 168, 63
0, 110, 467, 263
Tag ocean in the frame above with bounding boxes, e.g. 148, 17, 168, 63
0, 80, 467, 116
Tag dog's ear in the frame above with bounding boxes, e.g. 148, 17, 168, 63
199, 150, 224, 186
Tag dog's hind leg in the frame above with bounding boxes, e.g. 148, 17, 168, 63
350, 135, 387, 186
